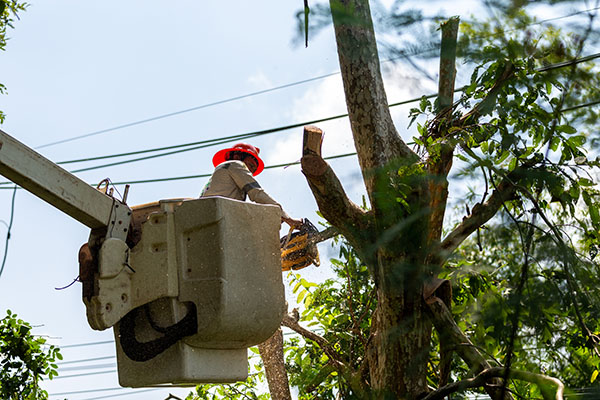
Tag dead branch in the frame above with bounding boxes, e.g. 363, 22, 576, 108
421, 366, 564, 400
458, 62, 516, 125
426, 296, 514, 400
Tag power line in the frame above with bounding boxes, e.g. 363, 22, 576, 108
34, 7, 598, 151
59, 340, 113, 348
41, 52, 600, 175
57, 355, 115, 366
80, 388, 161, 400
36, 72, 341, 150
107, 152, 357, 186
54, 369, 116, 380
0, 185, 17, 279
49, 386, 157, 397
59, 363, 116, 372
0, 54, 596, 189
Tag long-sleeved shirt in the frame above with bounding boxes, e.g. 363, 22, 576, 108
200, 160, 290, 219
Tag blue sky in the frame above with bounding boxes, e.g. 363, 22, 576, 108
1, 0, 593, 399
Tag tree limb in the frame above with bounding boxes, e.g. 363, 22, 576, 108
301, 126, 374, 250
312, 226, 339, 244
421, 366, 564, 400
439, 175, 517, 260
329, 0, 417, 199
426, 296, 514, 400
281, 310, 347, 370
258, 328, 292, 400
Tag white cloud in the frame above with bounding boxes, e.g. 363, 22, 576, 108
266, 62, 434, 166
266, 74, 352, 165
247, 70, 273, 89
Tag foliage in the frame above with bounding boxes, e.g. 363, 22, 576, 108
285, 242, 375, 399
293, 0, 600, 398
0, 0, 27, 124
0, 310, 61, 400
442, 211, 600, 398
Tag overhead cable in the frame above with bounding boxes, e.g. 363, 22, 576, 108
0, 54, 596, 189
36, 7, 598, 151
50, 52, 600, 171
0, 186, 17, 279
36, 72, 340, 150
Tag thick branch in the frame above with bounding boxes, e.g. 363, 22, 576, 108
422, 367, 564, 400
258, 329, 292, 400
440, 176, 516, 259
426, 17, 459, 248
426, 296, 513, 400
437, 17, 459, 114
301, 128, 373, 248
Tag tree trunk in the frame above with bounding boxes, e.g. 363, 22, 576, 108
326, 1, 433, 397
258, 328, 292, 400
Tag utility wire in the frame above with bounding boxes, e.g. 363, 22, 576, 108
107, 152, 357, 186
36, 72, 340, 150
0, 53, 597, 187
39, 52, 600, 175
80, 388, 162, 400
49, 386, 157, 397
59, 340, 113, 348
57, 355, 115, 366
0, 93, 596, 190
34, 7, 598, 151
0, 185, 17, 279
54, 369, 116, 380
59, 363, 116, 372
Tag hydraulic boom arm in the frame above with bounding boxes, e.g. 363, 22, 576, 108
0, 129, 131, 239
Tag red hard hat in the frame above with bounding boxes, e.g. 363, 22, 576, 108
212, 143, 265, 176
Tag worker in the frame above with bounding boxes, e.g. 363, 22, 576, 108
201, 143, 302, 228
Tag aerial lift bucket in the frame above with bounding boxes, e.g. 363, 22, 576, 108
110, 197, 285, 387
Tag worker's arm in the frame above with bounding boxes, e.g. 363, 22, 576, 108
228, 161, 302, 227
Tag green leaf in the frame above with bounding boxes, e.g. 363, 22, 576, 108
297, 289, 306, 304
556, 125, 577, 134
568, 135, 586, 147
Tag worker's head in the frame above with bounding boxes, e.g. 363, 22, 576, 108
212, 143, 265, 176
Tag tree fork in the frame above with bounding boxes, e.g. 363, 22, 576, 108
426, 295, 515, 400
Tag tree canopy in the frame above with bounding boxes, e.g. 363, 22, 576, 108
196, 0, 600, 398
0, 0, 27, 124
0, 310, 61, 400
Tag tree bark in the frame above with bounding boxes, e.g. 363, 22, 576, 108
258, 328, 292, 400
329, 0, 416, 201
326, 1, 432, 398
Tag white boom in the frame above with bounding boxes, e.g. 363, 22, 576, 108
0, 129, 131, 238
